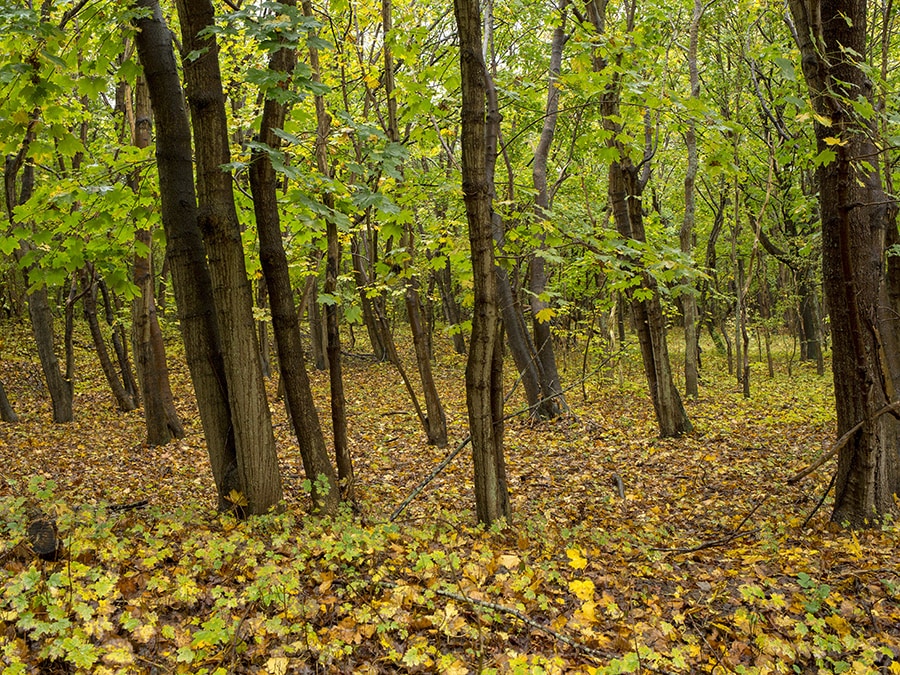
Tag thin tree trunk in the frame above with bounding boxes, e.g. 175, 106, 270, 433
249, 2, 342, 512
588, 0, 691, 437
128, 75, 183, 445
81, 266, 137, 411
302, 0, 354, 493
383, 0, 448, 447
98, 280, 140, 405
529, 0, 569, 417
350, 233, 388, 360
680, 0, 702, 398
308, 276, 328, 371
175, 0, 283, 515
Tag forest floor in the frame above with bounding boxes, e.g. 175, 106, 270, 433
1, 319, 899, 674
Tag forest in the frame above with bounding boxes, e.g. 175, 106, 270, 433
0, 0, 899, 672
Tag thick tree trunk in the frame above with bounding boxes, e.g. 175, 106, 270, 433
134, 0, 242, 510
455, 0, 510, 525
175, 0, 283, 515
789, 0, 900, 526
249, 6, 341, 513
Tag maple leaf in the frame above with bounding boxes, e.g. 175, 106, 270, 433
566, 548, 588, 570
569, 578, 596, 601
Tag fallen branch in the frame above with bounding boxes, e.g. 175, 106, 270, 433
377, 579, 610, 662
788, 401, 900, 484
652, 499, 765, 554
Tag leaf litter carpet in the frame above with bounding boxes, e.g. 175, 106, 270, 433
1, 324, 898, 673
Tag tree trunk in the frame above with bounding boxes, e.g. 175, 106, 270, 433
405, 254, 448, 446
134, 0, 242, 511
455, 0, 510, 525
0, 375, 18, 423
434, 255, 467, 355
610, 161, 693, 437
98, 280, 140, 405
307, 277, 328, 370
249, 3, 342, 513
301, 0, 354, 493
528, 0, 569, 417
129, 75, 183, 445
350, 233, 388, 360
5, 120, 73, 424
81, 266, 137, 411
175, 0, 283, 515
788, 0, 900, 527
680, 0, 702, 398
383, 0, 448, 447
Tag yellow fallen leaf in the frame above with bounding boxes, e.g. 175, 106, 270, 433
266, 656, 289, 675
569, 578, 595, 601
567, 548, 587, 570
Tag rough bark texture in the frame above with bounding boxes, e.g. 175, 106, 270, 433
175, 0, 283, 515
788, 0, 900, 526
455, 0, 510, 525
134, 0, 241, 509
130, 75, 184, 445
249, 6, 341, 513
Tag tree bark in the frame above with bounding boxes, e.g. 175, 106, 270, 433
302, 0, 355, 494
680, 0, 702, 398
0, 375, 18, 423
134, 0, 242, 510
788, 0, 900, 526
129, 75, 184, 445
249, 2, 342, 513
455, 0, 510, 525
81, 266, 137, 411
383, 0, 448, 447
529, 0, 569, 417
175, 0, 283, 515
4, 109, 74, 424
588, 0, 691, 437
